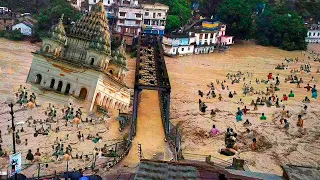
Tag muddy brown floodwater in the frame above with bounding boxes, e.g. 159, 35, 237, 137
166, 42, 320, 175
1, 38, 320, 177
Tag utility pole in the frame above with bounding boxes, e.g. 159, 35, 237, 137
8, 102, 17, 180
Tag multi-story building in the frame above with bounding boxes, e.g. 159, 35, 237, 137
0, 10, 15, 31
26, 2, 130, 112
141, 3, 169, 36
163, 20, 234, 56
162, 33, 196, 56
115, 0, 143, 45
306, 24, 320, 43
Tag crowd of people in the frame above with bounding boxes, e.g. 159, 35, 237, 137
197, 51, 319, 156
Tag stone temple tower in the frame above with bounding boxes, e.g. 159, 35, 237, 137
27, 1, 130, 112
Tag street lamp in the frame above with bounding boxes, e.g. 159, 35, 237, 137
6, 96, 18, 180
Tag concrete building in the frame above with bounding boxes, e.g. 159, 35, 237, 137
12, 20, 34, 36
163, 20, 233, 56
26, 2, 130, 112
306, 24, 320, 43
115, 0, 143, 45
141, 3, 169, 36
68, 0, 85, 10
162, 33, 196, 56
0, 11, 15, 31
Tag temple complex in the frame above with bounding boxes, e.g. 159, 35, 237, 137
26, 1, 130, 112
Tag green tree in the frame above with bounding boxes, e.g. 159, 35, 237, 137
166, 15, 181, 33
35, 0, 81, 39
217, 0, 264, 39
255, 6, 307, 51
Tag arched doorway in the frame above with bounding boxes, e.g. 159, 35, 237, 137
50, 79, 55, 89
79, 88, 87, 99
65, 83, 71, 94
35, 74, 42, 84
57, 81, 63, 92
90, 57, 95, 65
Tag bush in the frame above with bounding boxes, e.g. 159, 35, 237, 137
0, 30, 6, 37
5, 30, 24, 41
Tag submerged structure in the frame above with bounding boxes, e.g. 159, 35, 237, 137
162, 20, 234, 56
26, 1, 130, 112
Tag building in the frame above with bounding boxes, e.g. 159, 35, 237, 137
115, 0, 143, 45
0, 10, 15, 31
141, 3, 169, 36
12, 20, 34, 36
163, 20, 234, 56
26, 2, 130, 112
68, 0, 85, 10
162, 33, 196, 56
306, 24, 320, 43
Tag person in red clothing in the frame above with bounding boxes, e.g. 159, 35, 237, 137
267, 73, 272, 80
283, 94, 288, 101
242, 106, 250, 115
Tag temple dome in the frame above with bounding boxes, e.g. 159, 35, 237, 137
50, 15, 67, 43
70, 1, 111, 54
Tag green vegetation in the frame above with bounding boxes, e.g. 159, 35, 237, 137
155, 0, 192, 33
0, 30, 23, 41
255, 5, 308, 51
217, 0, 264, 40
35, 0, 81, 39
0, 0, 81, 40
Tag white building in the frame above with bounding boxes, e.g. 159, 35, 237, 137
26, 2, 130, 112
116, 0, 143, 37
12, 21, 34, 36
162, 33, 195, 56
306, 24, 320, 43
163, 20, 234, 56
141, 3, 169, 36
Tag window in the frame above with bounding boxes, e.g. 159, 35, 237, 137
229, 39, 231, 42
199, 34, 203, 39
109, 70, 113, 74
145, 12, 149, 16
108, 0, 110, 4
173, 48, 175, 52
120, 19, 124, 24
153, 13, 156, 18
188, 47, 190, 51
120, 12, 126, 17
136, 13, 141, 18
309, 32, 311, 36
144, 19, 149, 25
205, 34, 208, 39
136, 20, 140, 25
318, 33, 320, 36
93, 0, 96, 3
181, 48, 184, 51
314, 32, 316, 36
157, 13, 161, 17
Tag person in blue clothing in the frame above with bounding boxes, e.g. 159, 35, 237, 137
311, 85, 317, 99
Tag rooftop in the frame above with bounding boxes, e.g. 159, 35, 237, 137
134, 159, 281, 180
282, 164, 320, 180
307, 24, 320, 30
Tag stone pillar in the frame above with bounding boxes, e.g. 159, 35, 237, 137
61, 82, 67, 93
53, 79, 59, 90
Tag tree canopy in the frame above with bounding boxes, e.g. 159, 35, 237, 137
255, 5, 308, 51
35, 0, 81, 38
